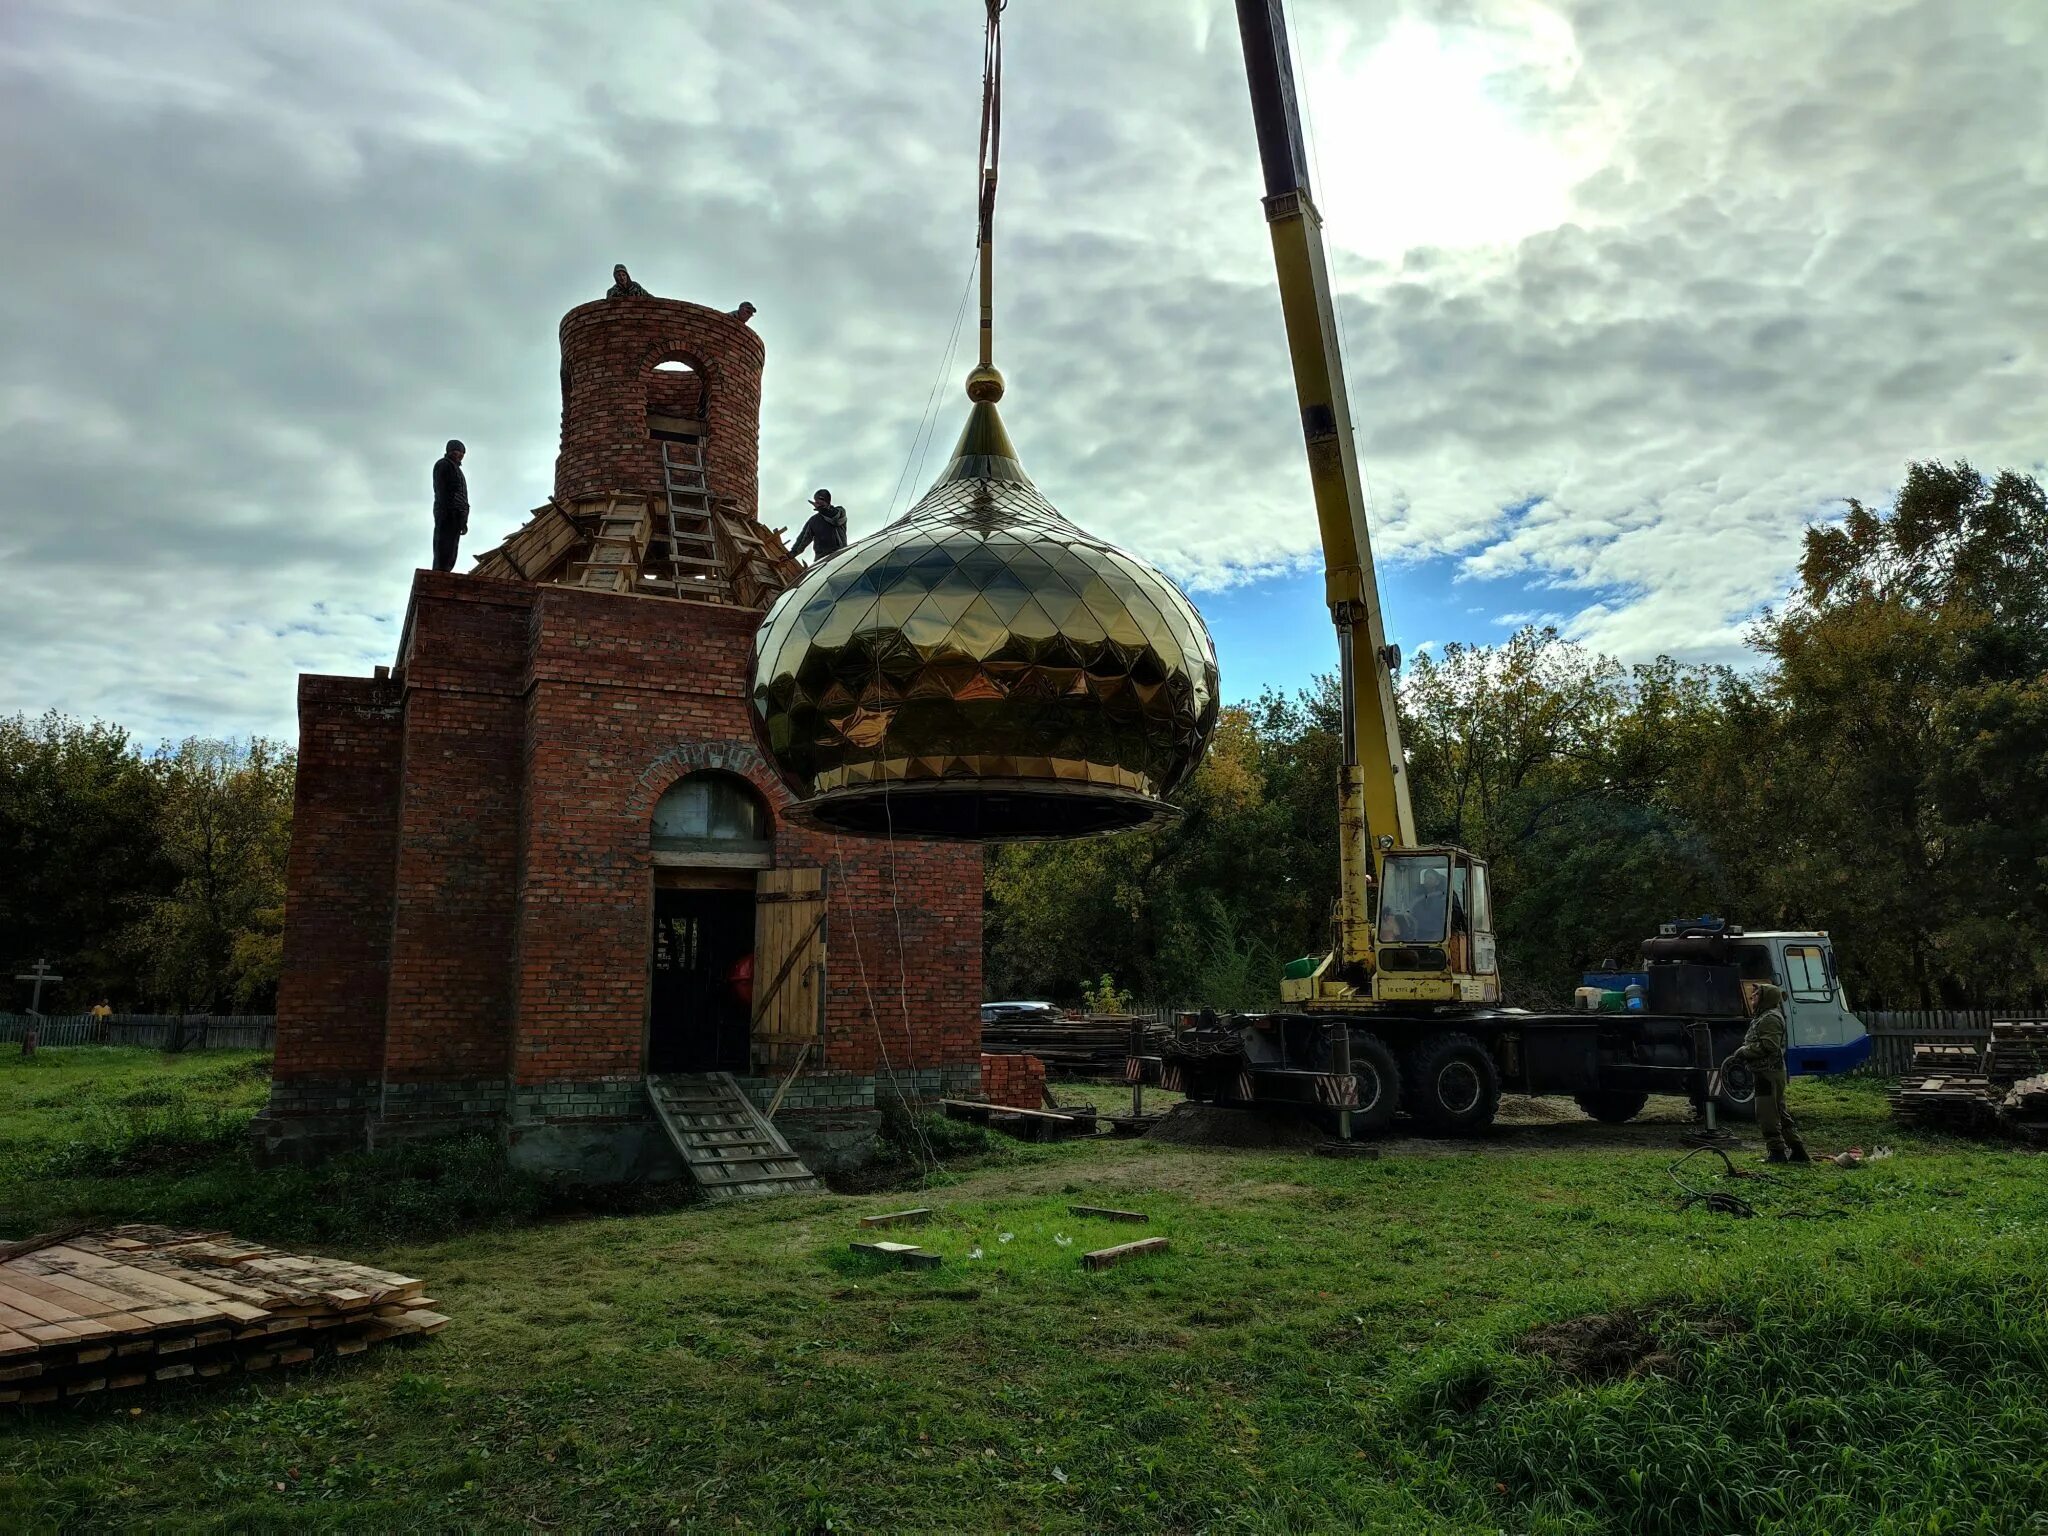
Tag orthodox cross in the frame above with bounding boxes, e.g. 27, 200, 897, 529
13, 958, 62, 1015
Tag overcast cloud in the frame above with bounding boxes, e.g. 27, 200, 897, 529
1, 0, 2043, 742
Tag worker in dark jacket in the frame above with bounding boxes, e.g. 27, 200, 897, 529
790, 489, 848, 561
431, 440, 468, 573
1727, 982, 1808, 1162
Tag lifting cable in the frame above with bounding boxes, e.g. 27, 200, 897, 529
860, 1, 1010, 1183
888, 2, 1005, 520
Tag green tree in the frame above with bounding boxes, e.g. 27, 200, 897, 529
0, 711, 170, 1010
130, 736, 296, 1012
1754, 461, 2048, 1007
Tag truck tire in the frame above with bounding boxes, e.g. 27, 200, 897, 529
1574, 1089, 1649, 1125
1406, 1031, 1501, 1133
1344, 1031, 1401, 1133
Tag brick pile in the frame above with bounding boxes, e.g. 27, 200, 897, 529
981, 1052, 1047, 1111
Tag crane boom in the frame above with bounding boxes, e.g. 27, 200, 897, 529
1235, 0, 1416, 975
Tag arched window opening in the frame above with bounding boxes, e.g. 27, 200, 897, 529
652, 772, 771, 865
647, 352, 710, 438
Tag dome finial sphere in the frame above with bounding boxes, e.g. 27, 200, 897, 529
965, 364, 1005, 403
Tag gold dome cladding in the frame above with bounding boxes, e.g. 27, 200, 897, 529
748, 398, 1220, 840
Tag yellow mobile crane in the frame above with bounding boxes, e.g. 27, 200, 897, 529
1237, 0, 1500, 1016
1129, 2, 1872, 1135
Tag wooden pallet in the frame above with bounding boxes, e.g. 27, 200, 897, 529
1986, 1022, 2048, 1084
646, 1074, 822, 1201
0, 1226, 445, 1404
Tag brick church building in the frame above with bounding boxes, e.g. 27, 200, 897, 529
255, 283, 984, 1180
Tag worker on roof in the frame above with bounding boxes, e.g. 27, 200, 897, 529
790, 489, 848, 562
431, 440, 468, 573
607, 263, 648, 298
1728, 982, 1809, 1163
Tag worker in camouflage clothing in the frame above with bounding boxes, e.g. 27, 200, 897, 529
1728, 982, 1809, 1163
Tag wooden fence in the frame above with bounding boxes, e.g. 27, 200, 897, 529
0, 1015, 276, 1051
1855, 1010, 2041, 1075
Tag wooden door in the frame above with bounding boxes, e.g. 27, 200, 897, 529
752, 867, 826, 1072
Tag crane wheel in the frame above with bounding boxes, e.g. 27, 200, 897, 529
1344, 1031, 1401, 1133
1574, 1089, 1649, 1125
1405, 1031, 1501, 1133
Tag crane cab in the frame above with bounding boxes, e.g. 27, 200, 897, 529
1371, 847, 1501, 1004
1283, 846, 1502, 1008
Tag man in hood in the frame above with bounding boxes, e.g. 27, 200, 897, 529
1727, 982, 1809, 1162
790, 489, 848, 562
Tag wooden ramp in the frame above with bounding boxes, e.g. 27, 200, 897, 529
646, 1073, 822, 1201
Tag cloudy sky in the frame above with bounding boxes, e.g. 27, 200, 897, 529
2, 0, 2043, 744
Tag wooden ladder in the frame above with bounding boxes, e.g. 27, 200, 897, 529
565, 492, 651, 593
645, 1073, 821, 1201
652, 439, 730, 600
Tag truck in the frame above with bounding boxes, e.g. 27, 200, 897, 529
1130, 6, 1871, 1134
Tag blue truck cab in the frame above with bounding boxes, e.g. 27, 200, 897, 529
1585, 921, 1871, 1077
1724, 930, 1872, 1075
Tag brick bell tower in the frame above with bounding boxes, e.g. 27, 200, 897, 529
259, 276, 985, 1182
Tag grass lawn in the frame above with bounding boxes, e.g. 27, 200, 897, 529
2, 1053, 2045, 1532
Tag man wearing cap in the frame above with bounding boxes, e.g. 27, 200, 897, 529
1726, 982, 1809, 1163
789, 489, 847, 562
432, 439, 468, 572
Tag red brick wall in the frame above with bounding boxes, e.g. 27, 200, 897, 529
381, 575, 532, 1085
821, 844, 984, 1077
274, 675, 403, 1081
503, 580, 983, 1087
554, 295, 762, 516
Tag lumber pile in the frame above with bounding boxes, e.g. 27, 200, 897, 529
1889, 1073, 1998, 1133
2000, 1073, 2048, 1146
980, 1010, 1166, 1075
0, 1225, 445, 1405
1985, 1021, 2048, 1084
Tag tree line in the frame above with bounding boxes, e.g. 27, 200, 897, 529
1, 718, 292, 1015
986, 461, 2048, 1013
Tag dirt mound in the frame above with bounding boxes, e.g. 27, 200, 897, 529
1517, 1307, 1744, 1383
1144, 1103, 1325, 1148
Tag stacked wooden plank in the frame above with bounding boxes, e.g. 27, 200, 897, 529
2000, 1073, 2048, 1146
1985, 1021, 2048, 1085
0, 1225, 445, 1405
1910, 1042, 1984, 1074
1889, 1072, 1998, 1132
980, 1011, 1166, 1075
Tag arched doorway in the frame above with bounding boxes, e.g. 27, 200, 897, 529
647, 773, 771, 1074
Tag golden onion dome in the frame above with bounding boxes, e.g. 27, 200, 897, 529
749, 376, 1220, 839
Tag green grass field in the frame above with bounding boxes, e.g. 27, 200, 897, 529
2, 1051, 2045, 1533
